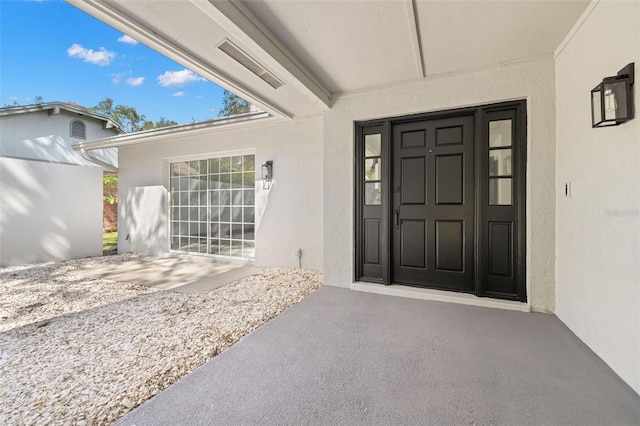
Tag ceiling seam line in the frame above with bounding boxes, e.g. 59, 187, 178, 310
412, 0, 426, 78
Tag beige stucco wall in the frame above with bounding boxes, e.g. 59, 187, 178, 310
0, 157, 103, 266
117, 117, 324, 270
555, 0, 640, 395
323, 58, 557, 313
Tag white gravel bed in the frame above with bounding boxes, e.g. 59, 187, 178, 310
0, 255, 322, 425
0, 254, 155, 333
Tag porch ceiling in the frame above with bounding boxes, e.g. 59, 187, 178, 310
244, 0, 590, 91
68, 0, 589, 117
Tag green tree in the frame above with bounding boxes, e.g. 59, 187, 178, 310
218, 90, 250, 117
103, 174, 118, 204
92, 97, 177, 133
141, 117, 178, 131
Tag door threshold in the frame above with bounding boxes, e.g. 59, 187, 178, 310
351, 282, 530, 312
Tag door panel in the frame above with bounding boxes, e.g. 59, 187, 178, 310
436, 154, 463, 204
436, 220, 464, 271
435, 126, 463, 146
392, 115, 474, 291
401, 157, 426, 204
488, 221, 512, 276
401, 130, 426, 148
364, 219, 381, 265
400, 220, 426, 268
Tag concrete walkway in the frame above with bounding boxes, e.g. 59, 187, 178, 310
79, 254, 261, 293
115, 287, 640, 425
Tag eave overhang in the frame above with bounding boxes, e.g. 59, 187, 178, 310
71, 111, 274, 151
65, 0, 331, 119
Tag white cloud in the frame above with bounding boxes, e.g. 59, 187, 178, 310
118, 35, 138, 45
111, 73, 123, 84
126, 77, 145, 86
172, 91, 186, 97
157, 69, 205, 87
195, 95, 203, 100
67, 43, 115, 66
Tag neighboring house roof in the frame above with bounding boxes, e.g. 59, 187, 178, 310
0, 101, 125, 133
0, 101, 121, 170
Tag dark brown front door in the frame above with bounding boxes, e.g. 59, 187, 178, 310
355, 100, 527, 301
392, 115, 475, 291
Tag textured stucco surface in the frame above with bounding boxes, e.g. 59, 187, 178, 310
117, 117, 323, 270
0, 157, 102, 266
555, 0, 640, 395
323, 59, 557, 312
0, 110, 117, 167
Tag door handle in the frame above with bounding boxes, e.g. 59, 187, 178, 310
394, 208, 400, 229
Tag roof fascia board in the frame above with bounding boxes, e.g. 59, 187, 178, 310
65, 0, 293, 119
195, 0, 332, 109
71, 112, 276, 150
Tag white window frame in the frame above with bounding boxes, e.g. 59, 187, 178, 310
167, 149, 256, 260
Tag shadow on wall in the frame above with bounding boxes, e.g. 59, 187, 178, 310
254, 178, 274, 263
0, 158, 102, 266
120, 186, 168, 255
3, 135, 117, 168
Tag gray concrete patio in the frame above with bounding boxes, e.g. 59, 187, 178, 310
115, 286, 640, 425
77, 254, 261, 293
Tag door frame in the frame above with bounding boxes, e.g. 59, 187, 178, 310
354, 100, 527, 301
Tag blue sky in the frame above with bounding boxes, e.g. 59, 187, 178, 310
0, 0, 228, 125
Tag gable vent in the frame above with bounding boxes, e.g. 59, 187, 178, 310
70, 120, 86, 139
218, 40, 283, 89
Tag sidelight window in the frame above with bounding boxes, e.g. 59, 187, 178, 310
169, 154, 255, 259
364, 133, 382, 205
488, 120, 513, 205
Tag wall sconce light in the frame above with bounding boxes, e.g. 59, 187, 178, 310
591, 63, 634, 128
262, 160, 273, 189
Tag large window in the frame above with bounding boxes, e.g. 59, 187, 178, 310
169, 154, 255, 259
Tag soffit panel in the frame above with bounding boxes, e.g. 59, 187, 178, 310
241, 0, 422, 93
95, 1, 326, 117
108, 1, 215, 44
416, 0, 590, 75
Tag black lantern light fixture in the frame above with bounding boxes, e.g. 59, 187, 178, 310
262, 160, 273, 189
591, 63, 634, 128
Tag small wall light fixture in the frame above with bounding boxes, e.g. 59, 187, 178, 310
591, 63, 634, 128
262, 160, 273, 189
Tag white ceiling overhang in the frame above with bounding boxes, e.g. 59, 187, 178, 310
67, 0, 590, 119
